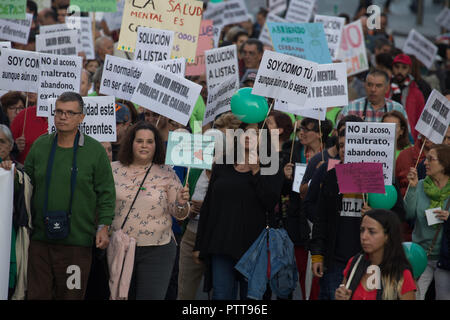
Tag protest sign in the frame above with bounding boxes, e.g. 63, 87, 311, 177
117, 0, 203, 62
165, 131, 215, 170
345, 122, 396, 185
37, 53, 82, 117
403, 29, 438, 70
338, 19, 369, 76
328, 159, 340, 171
203, 0, 249, 27
258, 13, 287, 47
0, 13, 32, 44
269, 0, 287, 16
436, 8, 450, 30
70, 0, 117, 12
292, 163, 307, 193
335, 162, 385, 194
205, 45, 239, 91
274, 100, 327, 119
0, 167, 14, 300
103, 0, 125, 31
314, 14, 345, 60
252, 50, 318, 106
131, 63, 202, 126
48, 96, 116, 142
186, 20, 214, 76
0, 0, 26, 20
203, 76, 239, 125
285, 0, 316, 23
134, 27, 174, 62
268, 22, 332, 64
415, 89, 450, 144
0, 41, 11, 48
212, 25, 221, 48
425, 208, 444, 226
66, 16, 95, 60
154, 58, 186, 76
0, 48, 40, 93
36, 29, 78, 56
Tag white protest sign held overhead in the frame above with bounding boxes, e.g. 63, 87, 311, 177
0, 13, 32, 44
203, 0, 249, 27
212, 25, 221, 48
292, 163, 307, 193
269, 0, 287, 16
36, 29, 78, 56
435, 8, 450, 30
285, 0, 316, 23
0, 41, 11, 48
0, 167, 14, 300
203, 76, 239, 125
403, 29, 438, 70
0, 48, 40, 93
48, 96, 116, 142
314, 14, 345, 60
103, 0, 125, 31
153, 58, 186, 76
345, 122, 396, 185
66, 16, 95, 60
205, 45, 239, 91
252, 50, 318, 106
134, 27, 174, 62
131, 63, 202, 126
415, 89, 450, 144
37, 53, 82, 117
259, 13, 287, 47
338, 19, 369, 76
274, 100, 327, 120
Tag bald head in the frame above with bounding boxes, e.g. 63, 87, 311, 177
95, 36, 114, 62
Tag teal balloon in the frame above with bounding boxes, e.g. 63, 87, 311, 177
209, 0, 223, 2
402, 242, 428, 279
230, 87, 268, 124
368, 185, 398, 210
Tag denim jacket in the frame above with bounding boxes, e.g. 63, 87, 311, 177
235, 228, 298, 300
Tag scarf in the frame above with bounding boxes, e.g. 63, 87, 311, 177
391, 75, 412, 104
423, 176, 450, 210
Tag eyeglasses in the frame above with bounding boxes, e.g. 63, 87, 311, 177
54, 109, 82, 118
425, 156, 439, 162
7, 106, 24, 112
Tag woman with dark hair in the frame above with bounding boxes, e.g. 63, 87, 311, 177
382, 110, 412, 159
110, 121, 190, 300
194, 122, 284, 300
1, 92, 26, 127
335, 209, 416, 300
406, 144, 450, 300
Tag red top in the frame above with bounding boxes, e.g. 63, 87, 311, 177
10, 106, 48, 165
343, 256, 416, 300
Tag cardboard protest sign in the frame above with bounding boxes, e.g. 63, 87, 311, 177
131, 63, 201, 126
436, 8, 450, 30
186, 20, 214, 76
338, 19, 369, 76
48, 96, 116, 142
252, 50, 318, 106
134, 27, 174, 62
103, 0, 125, 31
66, 16, 95, 60
205, 45, 239, 91
335, 162, 385, 194
269, 0, 287, 16
259, 13, 287, 47
36, 29, 78, 56
0, 48, 40, 93
0, 167, 14, 300
203, 76, 239, 125
314, 14, 345, 60
117, 0, 203, 62
37, 53, 82, 117
285, 0, 316, 23
203, 0, 249, 27
70, 0, 117, 12
415, 89, 450, 144
292, 163, 307, 193
165, 131, 215, 170
403, 29, 438, 70
0, 13, 32, 44
345, 122, 396, 185
0, 0, 26, 20
268, 22, 332, 64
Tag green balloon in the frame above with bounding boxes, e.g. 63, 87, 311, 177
230, 87, 268, 124
209, 0, 223, 3
368, 185, 398, 210
402, 242, 428, 279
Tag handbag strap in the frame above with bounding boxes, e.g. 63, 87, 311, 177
44, 132, 80, 217
120, 163, 153, 230
427, 198, 450, 256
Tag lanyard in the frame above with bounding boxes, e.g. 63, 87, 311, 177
43, 132, 80, 217
362, 98, 387, 121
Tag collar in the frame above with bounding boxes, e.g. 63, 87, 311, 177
53, 131, 85, 147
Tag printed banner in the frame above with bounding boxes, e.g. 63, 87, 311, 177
0, 0, 26, 20
403, 29, 438, 70
314, 14, 345, 60
0, 48, 40, 93
285, 0, 316, 23
203, 76, 238, 125
66, 16, 95, 60
0, 13, 32, 44
134, 27, 174, 62
205, 45, 239, 91
203, 0, 249, 27
36, 29, 78, 56
338, 19, 369, 76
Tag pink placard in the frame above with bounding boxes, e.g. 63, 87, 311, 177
335, 162, 385, 194
186, 20, 214, 76
327, 159, 341, 171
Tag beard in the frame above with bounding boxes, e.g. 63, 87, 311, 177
393, 73, 406, 84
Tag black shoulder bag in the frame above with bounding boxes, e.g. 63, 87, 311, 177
43, 132, 80, 240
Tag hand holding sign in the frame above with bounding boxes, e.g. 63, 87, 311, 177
177, 183, 190, 206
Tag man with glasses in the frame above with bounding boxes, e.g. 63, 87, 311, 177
2, 91, 115, 299
239, 39, 264, 80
